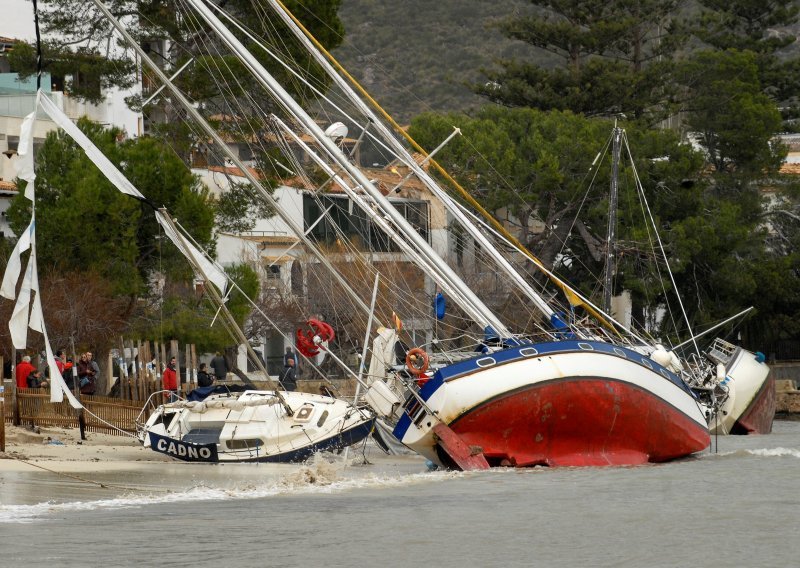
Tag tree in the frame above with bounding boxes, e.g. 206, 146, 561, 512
476, 0, 684, 122
685, 1, 800, 119
676, 50, 785, 175
135, 263, 260, 354
6, 119, 216, 301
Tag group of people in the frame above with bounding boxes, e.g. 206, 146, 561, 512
14, 346, 305, 396
14, 350, 99, 395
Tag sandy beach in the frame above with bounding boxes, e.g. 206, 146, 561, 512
0, 424, 171, 474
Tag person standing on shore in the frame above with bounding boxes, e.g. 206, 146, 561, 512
77, 353, 97, 395
16, 356, 35, 389
86, 352, 100, 394
210, 352, 228, 382
197, 362, 213, 387
163, 357, 178, 401
279, 357, 297, 392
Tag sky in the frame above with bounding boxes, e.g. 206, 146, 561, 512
1, 1, 36, 42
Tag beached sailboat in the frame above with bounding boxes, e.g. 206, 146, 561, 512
83, 0, 783, 469
135, 0, 715, 468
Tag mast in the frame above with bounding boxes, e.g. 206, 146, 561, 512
181, 0, 510, 336
603, 127, 622, 315
88, 0, 376, 325
261, 0, 556, 323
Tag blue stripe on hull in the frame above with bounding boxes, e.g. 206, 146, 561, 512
148, 419, 375, 464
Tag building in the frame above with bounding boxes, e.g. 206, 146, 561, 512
0, 36, 143, 237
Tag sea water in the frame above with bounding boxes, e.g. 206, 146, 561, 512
2, 421, 799, 567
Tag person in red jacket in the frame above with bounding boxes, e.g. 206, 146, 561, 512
16, 356, 35, 389
162, 357, 178, 401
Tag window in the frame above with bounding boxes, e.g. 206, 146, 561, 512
303, 194, 429, 253
267, 265, 281, 279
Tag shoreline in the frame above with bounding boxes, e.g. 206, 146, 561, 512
0, 424, 171, 473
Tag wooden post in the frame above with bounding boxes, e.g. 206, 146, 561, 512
106, 351, 113, 397
118, 337, 128, 401
171, 339, 180, 396
1, 381, 6, 453
11, 346, 19, 426
191, 344, 198, 385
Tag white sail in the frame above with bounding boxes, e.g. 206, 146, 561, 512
8, 248, 34, 349
0, 219, 34, 300
38, 94, 145, 200
155, 211, 227, 295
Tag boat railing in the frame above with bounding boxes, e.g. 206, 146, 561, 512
134, 390, 184, 434
706, 338, 738, 366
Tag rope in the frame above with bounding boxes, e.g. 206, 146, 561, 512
3, 453, 171, 493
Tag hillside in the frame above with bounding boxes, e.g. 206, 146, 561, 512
333, 0, 543, 123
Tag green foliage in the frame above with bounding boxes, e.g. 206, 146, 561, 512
6, 119, 216, 297
143, 263, 260, 351
477, 0, 683, 122
8, 40, 136, 104
33, 0, 344, 106
677, 50, 785, 175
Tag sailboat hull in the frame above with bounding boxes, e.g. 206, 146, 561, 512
394, 341, 711, 468
141, 390, 375, 463
446, 378, 710, 466
730, 374, 776, 435
709, 347, 774, 435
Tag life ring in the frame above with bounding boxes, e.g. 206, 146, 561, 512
405, 348, 429, 376
296, 319, 336, 357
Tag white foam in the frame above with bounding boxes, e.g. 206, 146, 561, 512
0, 460, 465, 524
700, 447, 800, 459
745, 447, 800, 458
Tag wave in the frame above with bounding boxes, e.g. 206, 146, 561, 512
0, 457, 465, 524
701, 447, 800, 459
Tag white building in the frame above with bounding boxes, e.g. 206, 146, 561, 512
0, 36, 143, 237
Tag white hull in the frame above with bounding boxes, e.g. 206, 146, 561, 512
709, 348, 772, 435
141, 390, 374, 463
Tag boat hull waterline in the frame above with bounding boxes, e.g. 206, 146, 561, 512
393, 341, 711, 468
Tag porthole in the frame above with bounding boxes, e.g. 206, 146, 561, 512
578, 343, 594, 351
520, 347, 539, 357
641, 358, 653, 370
613, 348, 627, 358
476, 357, 496, 368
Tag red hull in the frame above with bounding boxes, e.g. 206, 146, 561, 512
732, 374, 776, 435
446, 378, 710, 467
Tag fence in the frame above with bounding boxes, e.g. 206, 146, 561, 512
6, 389, 150, 435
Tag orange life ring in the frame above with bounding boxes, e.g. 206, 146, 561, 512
406, 348, 429, 376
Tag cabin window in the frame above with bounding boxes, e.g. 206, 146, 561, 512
227, 438, 264, 450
